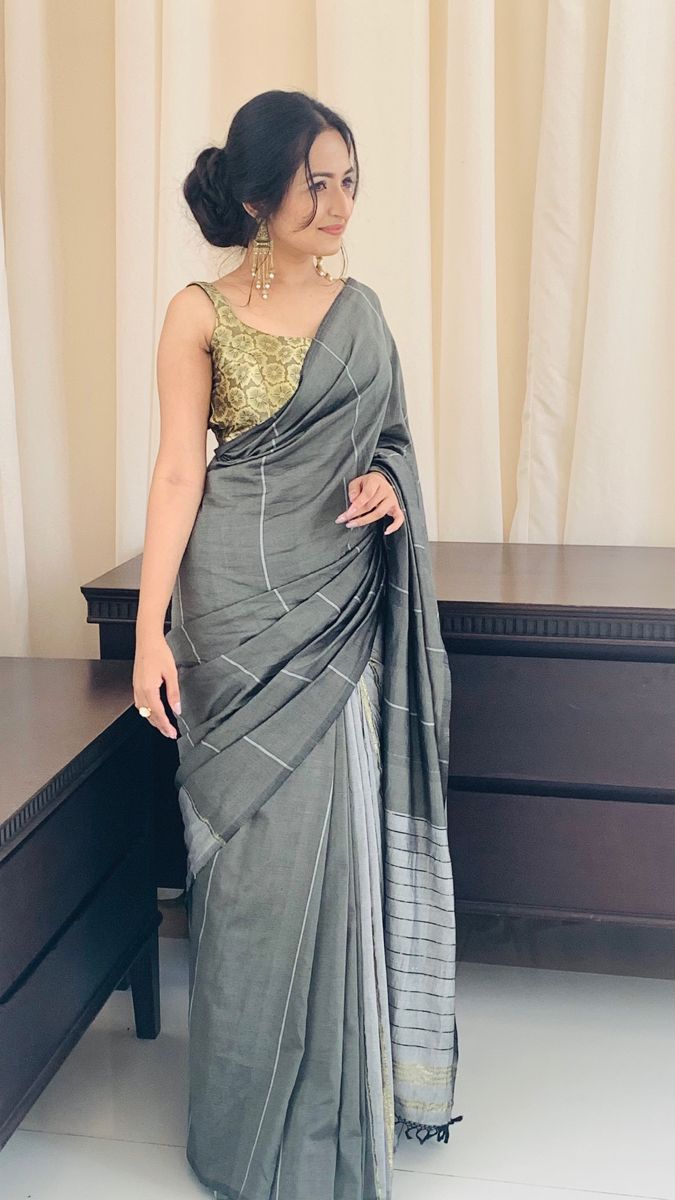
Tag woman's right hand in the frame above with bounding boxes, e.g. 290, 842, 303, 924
133, 635, 181, 739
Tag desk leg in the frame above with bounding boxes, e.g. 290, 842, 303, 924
128, 930, 161, 1038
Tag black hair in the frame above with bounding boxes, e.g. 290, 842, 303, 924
183, 89, 360, 250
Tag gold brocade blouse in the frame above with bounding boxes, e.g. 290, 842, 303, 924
187, 280, 313, 445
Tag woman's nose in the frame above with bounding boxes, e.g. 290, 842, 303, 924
331, 194, 351, 220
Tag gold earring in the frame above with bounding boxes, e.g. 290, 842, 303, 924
314, 239, 349, 283
249, 214, 348, 293
251, 218, 274, 300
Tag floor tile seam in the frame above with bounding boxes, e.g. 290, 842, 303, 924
14, 1127, 187, 1150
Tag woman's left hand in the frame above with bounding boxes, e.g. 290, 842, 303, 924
335, 471, 405, 536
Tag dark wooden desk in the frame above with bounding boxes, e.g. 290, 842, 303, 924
0, 658, 161, 1149
82, 542, 675, 977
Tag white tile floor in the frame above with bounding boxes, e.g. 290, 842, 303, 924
1, 936, 673, 1200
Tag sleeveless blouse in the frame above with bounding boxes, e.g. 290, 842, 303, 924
187, 280, 313, 445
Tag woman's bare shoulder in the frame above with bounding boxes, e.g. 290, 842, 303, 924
165, 283, 217, 351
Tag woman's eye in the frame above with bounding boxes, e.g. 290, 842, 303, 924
312, 179, 354, 191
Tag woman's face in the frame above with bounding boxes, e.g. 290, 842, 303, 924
256, 128, 356, 261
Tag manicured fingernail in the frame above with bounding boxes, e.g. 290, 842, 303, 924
173, 702, 181, 714
335, 515, 346, 523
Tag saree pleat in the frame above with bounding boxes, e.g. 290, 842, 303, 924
169, 276, 462, 1200
184, 649, 397, 1200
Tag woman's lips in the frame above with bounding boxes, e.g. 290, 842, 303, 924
320, 226, 344, 234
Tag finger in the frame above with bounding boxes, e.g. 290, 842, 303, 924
141, 687, 177, 739
345, 498, 392, 528
337, 478, 385, 522
166, 673, 182, 716
346, 474, 367, 504
384, 510, 406, 535
343, 496, 382, 521
336, 478, 369, 522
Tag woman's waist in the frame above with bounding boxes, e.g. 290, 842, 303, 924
173, 530, 386, 650
183, 506, 383, 589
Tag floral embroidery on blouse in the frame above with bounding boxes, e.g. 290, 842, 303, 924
188, 280, 312, 444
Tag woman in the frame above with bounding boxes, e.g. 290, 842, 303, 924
133, 89, 462, 1200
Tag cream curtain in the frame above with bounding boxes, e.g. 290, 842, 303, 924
1, 0, 674, 657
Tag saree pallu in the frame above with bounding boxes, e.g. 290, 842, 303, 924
166, 278, 462, 1200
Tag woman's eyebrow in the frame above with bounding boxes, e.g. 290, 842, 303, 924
310, 169, 355, 178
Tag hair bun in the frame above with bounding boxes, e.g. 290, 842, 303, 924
203, 146, 226, 191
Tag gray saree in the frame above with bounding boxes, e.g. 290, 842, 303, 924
166, 277, 463, 1200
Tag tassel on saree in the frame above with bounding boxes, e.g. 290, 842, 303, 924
394, 1112, 464, 1145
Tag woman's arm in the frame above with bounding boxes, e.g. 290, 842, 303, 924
136, 287, 212, 638
133, 287, 213, 737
